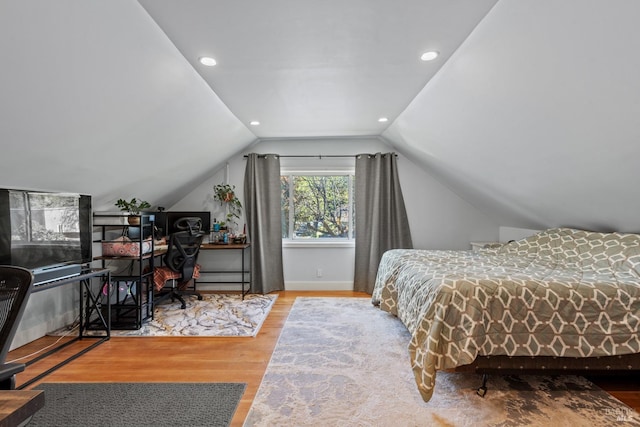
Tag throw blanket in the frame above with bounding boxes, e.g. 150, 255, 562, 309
372, 228, 640, 402
153, 264, 201, 292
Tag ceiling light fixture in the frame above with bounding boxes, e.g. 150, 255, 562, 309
250, 121, 260, 126
420, 51, 439, 61
378, 117, 388, 123
199, 56, 217, 66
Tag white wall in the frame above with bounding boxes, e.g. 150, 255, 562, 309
0, 1, 256, 213
385, 1, 640, 233
11, 284, 78, 350
499, 226, 540, 242
172, 136, 499, 290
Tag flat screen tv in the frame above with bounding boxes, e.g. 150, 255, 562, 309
0, 188, 92, 285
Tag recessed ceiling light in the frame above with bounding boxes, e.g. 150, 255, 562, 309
378, 117, 388, 123
199, 56, 217, 66
420, 51, 439, 61
250, 121, 260, 126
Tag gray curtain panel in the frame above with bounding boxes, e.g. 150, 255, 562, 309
244, 153, 285, 294
354, 152, 413, 294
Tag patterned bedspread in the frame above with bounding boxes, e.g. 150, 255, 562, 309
372, 228, 640, 402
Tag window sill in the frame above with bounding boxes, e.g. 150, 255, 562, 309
282, 239, 355, 249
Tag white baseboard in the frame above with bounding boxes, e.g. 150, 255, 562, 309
284, 281, 353, 291
197, 281, 354, 292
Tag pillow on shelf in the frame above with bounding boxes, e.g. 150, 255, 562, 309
101, 236, 152, 257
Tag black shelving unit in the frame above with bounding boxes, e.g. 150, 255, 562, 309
93, 213, 159, 329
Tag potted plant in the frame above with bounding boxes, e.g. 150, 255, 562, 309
115, 198, 151, 225
213, 184, 242, 230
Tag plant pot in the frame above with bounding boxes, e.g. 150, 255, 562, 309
127, 216, 141, 225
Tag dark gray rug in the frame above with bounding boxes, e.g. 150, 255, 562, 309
246, 297, 639, 426
29, 382, 246, 427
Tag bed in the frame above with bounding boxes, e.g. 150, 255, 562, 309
371, 228, 640, 402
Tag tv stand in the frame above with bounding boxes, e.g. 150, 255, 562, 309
18, 268, 111, 389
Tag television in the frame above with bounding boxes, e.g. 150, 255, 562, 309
155, 211, 211, 237
0, 188, 92, 285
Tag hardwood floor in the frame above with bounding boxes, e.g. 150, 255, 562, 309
10, 291, 640, 426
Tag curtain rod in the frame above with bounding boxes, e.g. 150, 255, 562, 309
243, 153, 397, 159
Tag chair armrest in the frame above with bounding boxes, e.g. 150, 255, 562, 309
0, 362, 26, 379
0, 362, 26, 390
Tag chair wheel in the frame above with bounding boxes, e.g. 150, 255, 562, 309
197, 295, 203, 300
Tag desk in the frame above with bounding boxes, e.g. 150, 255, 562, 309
18, 268, 111, 390
0, 390, 44, 427
198, 243, 251, 299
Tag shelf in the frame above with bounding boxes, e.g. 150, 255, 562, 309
93, 212, 157, 330
93, 248, 167, 262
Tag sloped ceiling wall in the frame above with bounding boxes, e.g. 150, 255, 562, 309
1, 1, 639, 234
0, 1, 255, 211
384, 0, 640, 233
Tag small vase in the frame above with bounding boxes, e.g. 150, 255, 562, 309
127, 227, 141, 239
127, 215, 141, 225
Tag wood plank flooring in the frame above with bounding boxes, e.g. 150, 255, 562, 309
10, 291, 640, 426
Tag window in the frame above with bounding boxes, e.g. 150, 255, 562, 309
281, 171, 354, 241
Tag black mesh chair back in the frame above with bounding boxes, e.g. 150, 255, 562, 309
172, 216, 203, 235
0, 265, 34, 389
165, 230, 205, 281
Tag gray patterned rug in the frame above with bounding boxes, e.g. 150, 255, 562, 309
245, 297, 639, 427
54, 293, 276, 337
29, 382, 245, 426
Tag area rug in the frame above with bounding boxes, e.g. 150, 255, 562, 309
28, 382, 245, 427
118, 293, 276, 337
54, 293, 276, 337
245, 297, 639, 427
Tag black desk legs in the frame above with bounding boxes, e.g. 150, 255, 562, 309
245, 246, 251, 298
196, 244, 252, 298
79, 275, 111, 339
18, 270, 111, 390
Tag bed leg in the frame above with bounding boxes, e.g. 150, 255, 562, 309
477, 374, 488, 397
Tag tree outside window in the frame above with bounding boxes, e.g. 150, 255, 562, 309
281, 173, 354, 240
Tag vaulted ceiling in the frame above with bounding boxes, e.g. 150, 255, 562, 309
138, 0, 497, 138
1, 1, 639, 232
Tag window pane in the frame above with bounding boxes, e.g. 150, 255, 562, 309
291, 175, 350, 239
350, 174, 355, 239
280, 176, 290, 239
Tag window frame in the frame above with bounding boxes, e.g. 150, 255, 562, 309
281, 167, 355, 248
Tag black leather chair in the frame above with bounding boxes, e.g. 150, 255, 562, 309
158, 217, 205, 309
0, 266, 34, 389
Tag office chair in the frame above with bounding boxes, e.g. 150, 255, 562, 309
156, 217, 205, 309
0, 266, 34, 389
